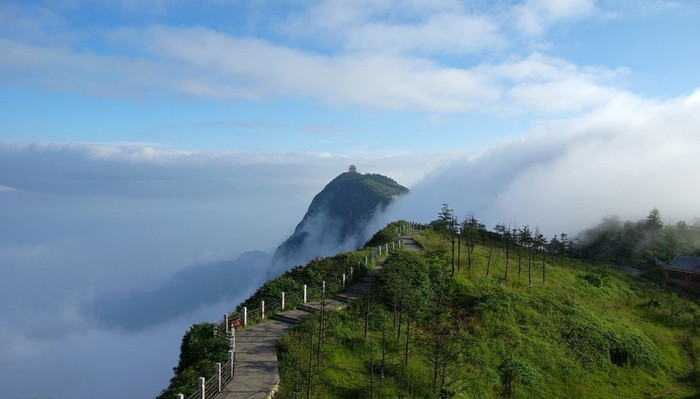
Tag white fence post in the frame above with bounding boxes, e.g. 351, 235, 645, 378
177, 394, 184, 399
216, 362, 222, 392
385, 243, 389, 253
282, 292, 285, 310
261, 300, 265, 319
303, 284, 307, 303
350, 267, 354, 281
199, 377, 205, 399
243, 307, 247, 326
322, 281, 326, 296
342, 273, 346, 289
228, 350, 234, 379
224, 314, 229, 334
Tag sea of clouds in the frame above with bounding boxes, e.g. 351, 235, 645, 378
2, 87, 700, 399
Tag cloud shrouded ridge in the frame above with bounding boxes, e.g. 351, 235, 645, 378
385, 88, 700, 235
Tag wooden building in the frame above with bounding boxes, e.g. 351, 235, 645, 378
659, 255, 700, 293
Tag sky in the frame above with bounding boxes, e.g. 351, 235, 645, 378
1, 1, 700, 398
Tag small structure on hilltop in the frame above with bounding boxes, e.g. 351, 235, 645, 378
658, 255, 700, 293
348, 164, 357, 173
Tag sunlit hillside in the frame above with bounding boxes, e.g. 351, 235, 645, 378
275, 228, 700, 398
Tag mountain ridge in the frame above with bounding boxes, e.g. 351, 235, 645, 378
268, 170, 408, 278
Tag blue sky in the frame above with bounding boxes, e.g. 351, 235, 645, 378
2, 0, 698, 153
2, 2, 700, 399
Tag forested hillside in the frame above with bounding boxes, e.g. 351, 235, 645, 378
579, 208, 700, 270
275, 221, 700, 398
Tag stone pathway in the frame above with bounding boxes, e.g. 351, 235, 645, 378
215, 234, 420, 399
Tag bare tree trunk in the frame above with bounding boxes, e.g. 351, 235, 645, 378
451, 231, 455, 276
364, 283, 371, 341
440, 363, 447, 394
369, 343, 375, 399
542, 257, 546, 284
316, 293, 326, 368
307, 321, 314, 399
381, 316, 386, 383
397, 308, 403, 341
467, 243, 473, 269
486, 242, 494, 278
404, 316, 411, 366
457, 233, 461, 272
528, 253, 533, 289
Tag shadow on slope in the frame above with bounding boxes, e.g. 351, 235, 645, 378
88, 251, 271, 331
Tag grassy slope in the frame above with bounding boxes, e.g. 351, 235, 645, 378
155, 221, 407, 399
276, 230, 700, 399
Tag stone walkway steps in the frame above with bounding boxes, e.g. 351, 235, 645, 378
271, 309, 309, 324
332, 291, 364, 303
215, 235, 419, 399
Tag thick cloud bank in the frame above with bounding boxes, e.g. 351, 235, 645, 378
0, 142, 433, 399
387, 89, 700, 235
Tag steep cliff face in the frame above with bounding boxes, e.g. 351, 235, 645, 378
268, 171, 408, 278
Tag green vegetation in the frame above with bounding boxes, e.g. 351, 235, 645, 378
272, 171, 408, 273
303, 172, 407, 225
157, 209, 700, 398
155, 323, 229, 399
275, 225, 700, 398
579, 208, 700, 272
155, 221, 407, 399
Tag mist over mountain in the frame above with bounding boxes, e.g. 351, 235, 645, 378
268, 169, 408, 278
90, 250, 271, 331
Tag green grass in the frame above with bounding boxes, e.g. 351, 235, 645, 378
155, 221, 409, 399
276, 229, 700, 398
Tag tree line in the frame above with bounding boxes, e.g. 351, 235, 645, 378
435, 204, 700, 279
434, 203, 571, 287
578, 208, 700, 270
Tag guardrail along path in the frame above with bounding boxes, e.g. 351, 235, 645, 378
216, 234, 421, 399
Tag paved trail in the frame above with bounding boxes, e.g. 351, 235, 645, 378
215, 234, 421, 399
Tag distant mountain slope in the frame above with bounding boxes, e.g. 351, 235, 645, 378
268, 170, 408, 278
90, 250, 271, 331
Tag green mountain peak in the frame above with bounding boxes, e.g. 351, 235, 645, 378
268, 170, 408, 278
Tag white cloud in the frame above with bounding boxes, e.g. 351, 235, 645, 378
515, 0, 597, 36
0, 140, 448, 399
344, 12, 505, 55
1, 1, 644, 115
281, 0, 466, 45
0, 25, 630, 114
477, 52, 629, 113
386, 87, 700, 235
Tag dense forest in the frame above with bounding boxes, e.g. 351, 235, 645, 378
578, 208, 700, 269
